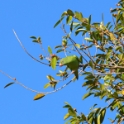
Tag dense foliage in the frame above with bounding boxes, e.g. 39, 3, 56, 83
2, 0, 124, 123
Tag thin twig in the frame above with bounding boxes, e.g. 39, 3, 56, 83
61, 25, 88, 63
39, 43, 49, 57
13, 30, 49, 66
0, 70, 42, 93
0, 68, 82, 95
46, 80, 72, 95
46, 69, 83, 95
64, 48, 67, 57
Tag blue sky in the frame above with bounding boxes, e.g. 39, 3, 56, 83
0, 0, 119, 124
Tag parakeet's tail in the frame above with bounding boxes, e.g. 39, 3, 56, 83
74, 70, 78, 80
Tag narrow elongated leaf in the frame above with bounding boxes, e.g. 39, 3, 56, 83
70, 21, 73, 31
55, 45, 62, 49
32, 39, 39, 43
64, 113, 70, 120
46, 75, 55, 81
30, 36, 37, 39
44, 83, 50, 89
61, 11, 67, 17
66, 16, 72, 24
4, 82, 14, 88
48, 46, 52, 54
54, 17, 64, 28
56, 49, 64, 53
100, 108, 106, 123
34, 93, 45, 100
89, 15, 91, 24
85, 37, 93, 41
82, 92, 93, 100
51, 56, 57, 69
96, 114, 101, 124
75, 44, 80, 48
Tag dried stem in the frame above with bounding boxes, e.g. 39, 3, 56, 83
13, 30, 49, 66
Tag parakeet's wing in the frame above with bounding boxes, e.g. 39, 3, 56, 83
59, 55, 79, 79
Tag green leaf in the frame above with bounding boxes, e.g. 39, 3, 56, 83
82, 80, 94, 87
82, 92, 93, 100
44, 83, 50, 89
81, 113, 86, 121
75, 11, 83, 22
56, 49, 64, 53
55, 45, 62, 49
70, 21, 73, 32
110, 8, 117, 13
66, 16, 73, 24
34, 93, 45, 100
100, 108, 106, 123
87, 112, 94, 123
4, 82, 14, 88
88, 15, 91, 24
75, 44, 80, 48
68, 108, 76, 117
48, 46, 52, 54
67, 9, 74, 16
96, 114, 101, 124
79, 55, 83, 63
54, 17, 64, 28
46, 75, 55, 81
64, 113, 70, 120
61, 11, 67, 17
62, 39, 67, 47
85, 37, 93, 42
37, 37, 41, 43
30, 36, 37, 39
51, 56, 57, 69
95, 108, 101, 115
75, 29, 87, 35
32, 39, 39, 43
109, 32, 116, 41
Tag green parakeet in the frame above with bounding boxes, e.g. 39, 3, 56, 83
59, 55, 80, 80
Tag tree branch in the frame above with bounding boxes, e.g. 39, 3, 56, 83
13, 30, 50, 66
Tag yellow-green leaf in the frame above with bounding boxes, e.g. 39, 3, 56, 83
75, 44, 80, 48
100, 108, 106, 123
66, 15, 72, 24
75, 11, 83, 22
121, 89, 124, 95
34, 93, 45, 100
109, 32, 116, 41
46, 75, 55, 81
68, 108, 76, 117
44, 83, 50, 89
48, 46, 52, 54
85, 37, 93, 42
64, 113, 70, 120
82, 92, 93, 100
51, 56, 57, 69
97, 114, 101, 124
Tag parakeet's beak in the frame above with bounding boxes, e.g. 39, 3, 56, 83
59, 63, 63, 67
